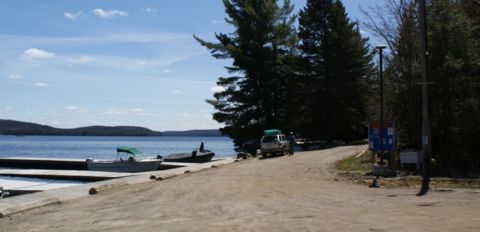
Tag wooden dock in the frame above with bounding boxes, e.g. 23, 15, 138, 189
0, 157, 87, 170
0, 169, 134, 181
0, 156, 232, 195
0, 157, 197, 171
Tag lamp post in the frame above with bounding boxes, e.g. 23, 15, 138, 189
376, 45, 387, 160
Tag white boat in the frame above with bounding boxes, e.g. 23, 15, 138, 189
86, 146, 162, 173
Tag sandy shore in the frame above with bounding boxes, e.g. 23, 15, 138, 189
1, 145, 480, 231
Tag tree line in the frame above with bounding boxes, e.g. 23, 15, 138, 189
196, 0, 480, 176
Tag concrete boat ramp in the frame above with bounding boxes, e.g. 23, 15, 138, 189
0, 157, 237, 217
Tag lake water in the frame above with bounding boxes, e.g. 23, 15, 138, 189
0, 135, 235, 160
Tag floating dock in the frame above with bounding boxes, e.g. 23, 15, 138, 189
0, 169, 134, 181
0, 157, 197, 171
0, 157, 237, 218
0, 157, 227, 194
0, 157, 87, 170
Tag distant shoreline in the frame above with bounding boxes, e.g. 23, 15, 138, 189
0, 119, 223, 137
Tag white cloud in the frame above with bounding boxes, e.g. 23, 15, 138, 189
64, 106, 80, 110
70, 56, 96, 64
162, 69, 172, 73
23, 48, 56, 59
33, 82, 49, 87
211, 20, 225, 25
104, 108, 145, 115
210, 86, 225, 93
172, 89, 183, 94
64, 11, 84, 21
0, 32, 192, 48
134, 60, 147, 65
104, 108, 122, 115
130, 108, 144, 113
92, 9, 128, 18
144, 7, 158, 15
63, 106, 88, 113
7, 74, 23, 80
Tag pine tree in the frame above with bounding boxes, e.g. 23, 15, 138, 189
385, 0, 422, 150
194, 0, 297, 145
427, 0, 480, 175
298, 0, 373, 141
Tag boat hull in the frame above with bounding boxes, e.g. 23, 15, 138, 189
163, 151, 215, 163
86, 159, 161, 172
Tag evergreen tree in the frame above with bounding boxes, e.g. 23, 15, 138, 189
427, 0, 480, 175
194, 0, 297, 145
298, 0, 373, 141
385, 0, 422, 150
371, 0, 480, 175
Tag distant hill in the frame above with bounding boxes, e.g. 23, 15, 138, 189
0, 119, 160, 136
0, 119, 222, 137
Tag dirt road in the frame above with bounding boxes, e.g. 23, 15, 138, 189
1, 145, 479, 231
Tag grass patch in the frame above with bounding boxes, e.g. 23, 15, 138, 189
336, 150, 371, 172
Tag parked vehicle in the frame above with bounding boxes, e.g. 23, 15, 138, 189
260, 130, 290, 158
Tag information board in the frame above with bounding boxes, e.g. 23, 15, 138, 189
368, 121, 395, 153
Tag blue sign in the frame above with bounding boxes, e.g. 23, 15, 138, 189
368, 125, 394, 153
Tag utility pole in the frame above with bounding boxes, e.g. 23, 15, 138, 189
418, 0, 432, 196
376, 45, 387, 161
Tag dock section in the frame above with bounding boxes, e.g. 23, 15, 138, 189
0, 157, 199, 170
0, 157, 87, 170
0, 157, 237, 218
0, 169, 134, 181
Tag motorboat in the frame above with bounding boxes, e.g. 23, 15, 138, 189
86, 146, 162, 172
163, 142, 215, 163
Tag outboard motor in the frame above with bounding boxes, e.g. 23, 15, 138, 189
0, 187, 10, 199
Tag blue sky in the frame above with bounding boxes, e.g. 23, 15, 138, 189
0, 0, 385, 131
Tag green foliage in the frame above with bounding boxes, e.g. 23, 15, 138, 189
427, 0, 480, 175
384, 1, 422, 149
195, 0, 297, 145
382, 0, 480, 176
297, 0, 373, 141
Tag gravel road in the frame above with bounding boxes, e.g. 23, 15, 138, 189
1, 145, 479, 231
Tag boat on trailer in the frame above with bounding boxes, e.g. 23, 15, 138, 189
86, 146, 162, 173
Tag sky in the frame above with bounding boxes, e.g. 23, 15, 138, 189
0, 0, 385, 131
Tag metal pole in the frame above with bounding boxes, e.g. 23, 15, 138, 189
418, 0, 432, 196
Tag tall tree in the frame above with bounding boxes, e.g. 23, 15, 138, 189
427, 0, 480, 175
365, 0, 480, 176
298, 0, 373, 141
194, 0, 297, 145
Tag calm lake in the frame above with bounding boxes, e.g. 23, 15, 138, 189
0, 135, 235, 160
